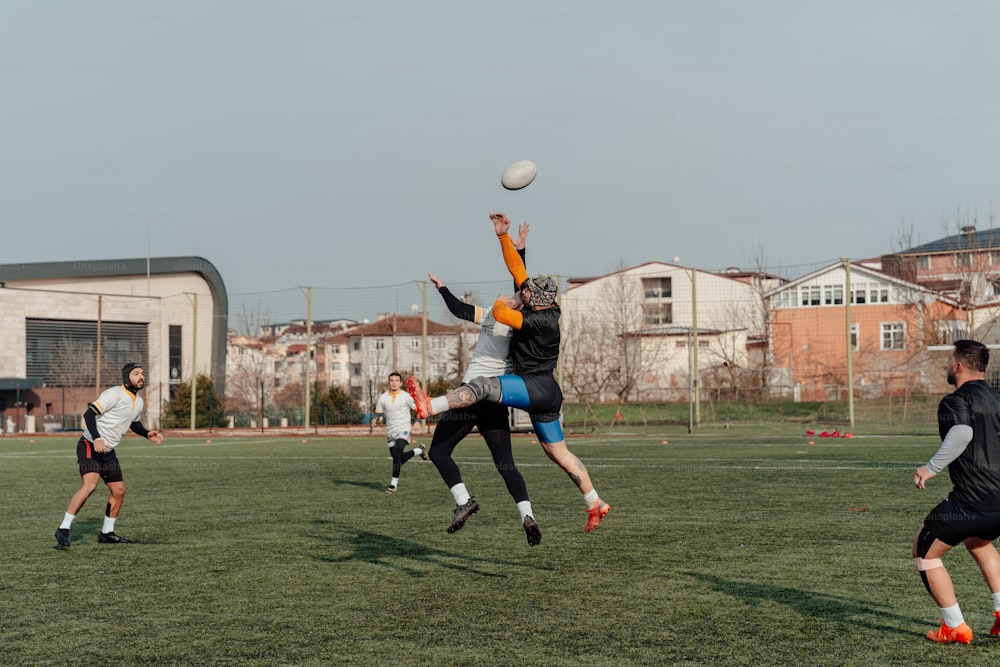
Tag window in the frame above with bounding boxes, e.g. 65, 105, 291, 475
850, 324, 859, 351
936, 320, 968, 345
881, 323, 905, 350
351, 364, 361, 376
642, 277, 672, 299
331, 345, 340, 354
800, 286, 822, 306
375, 338, 385, 350
410, 337, 420, 348
26, 318, 148, 387
824, 285, 844, 305
919, 255, 931, 269
851, 284, 868, 304
331, 363, 340, 371
352, 341, 360, 351
954, 253, 972, 268
643, 303, 672, 325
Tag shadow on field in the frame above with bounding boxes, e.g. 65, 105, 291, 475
683, 572, 923, 635
309, 522, 554, 578
331, 478, 386, 492
52, 518, 111, 550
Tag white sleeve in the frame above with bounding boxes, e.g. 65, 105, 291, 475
926, 424, 974, 474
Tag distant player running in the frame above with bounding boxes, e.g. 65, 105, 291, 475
409, 212, 610, 532
372, 372, 428, 494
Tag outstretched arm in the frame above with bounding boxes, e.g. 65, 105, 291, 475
490, 212, 529, 288
430, 273, 478, 323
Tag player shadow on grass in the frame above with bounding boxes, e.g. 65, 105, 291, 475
53, 517, 105, 550
310, 523, 554, 578
683, 572, 925, 636
331, 478, 388, 492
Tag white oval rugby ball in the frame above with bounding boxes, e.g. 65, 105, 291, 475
501, 160, 537, 190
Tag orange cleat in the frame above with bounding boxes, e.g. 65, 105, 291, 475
406, 376, 432, 419
584, 500, 611, 532
991, 611, 1000, 636
925, 620, 973, 644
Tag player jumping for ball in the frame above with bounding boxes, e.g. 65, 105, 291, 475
408, 212, 610, 533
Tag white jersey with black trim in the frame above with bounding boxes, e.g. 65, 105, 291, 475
83, 385, 145, 451
463, 305, 513, 383
375, 390, 416, 442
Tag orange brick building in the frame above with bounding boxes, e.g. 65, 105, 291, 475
767, 262, 965, 401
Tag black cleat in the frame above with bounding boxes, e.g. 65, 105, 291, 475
98, 531, 131, 544
447, 498, 479, 534
55, 528, 71, 547
420, 446, 429, 461
523, 516, 542, 547
386, 485, 397, 494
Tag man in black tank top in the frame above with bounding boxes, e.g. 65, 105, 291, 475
912, 340, 1000, 643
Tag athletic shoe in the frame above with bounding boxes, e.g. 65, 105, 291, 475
98, 532, 131, 544
54, 528, 71, 547
419, 445, 429, 461
406, 376, 432, 419
447, 498, 479, 534
523, 516, 542, 547
386, 485, 397, 494
925, 620, 973, 644
584, 500, 611, 532
990, 611, 1000, 636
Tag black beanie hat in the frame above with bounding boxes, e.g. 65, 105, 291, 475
122, 362, 143, 391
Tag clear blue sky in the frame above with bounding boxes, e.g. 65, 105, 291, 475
3, 1, 999, 295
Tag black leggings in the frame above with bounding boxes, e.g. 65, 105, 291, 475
428, 403, 529, 503
390, 439, 416, 477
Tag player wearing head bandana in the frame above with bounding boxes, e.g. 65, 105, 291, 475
54, 363, 163, 547
408, 212, 610, 534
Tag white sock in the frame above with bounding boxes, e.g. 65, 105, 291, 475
517, 501, 533, 522
390, 477, 399, 487
430, 396, 449, 414
102, 516, 116, 534
415, 447, 425, 457
450, 483, 471, 506
940, 603, 964, 628
583, 490, 600, 508
59, 513, 75, 530
991, 592, 1000, 612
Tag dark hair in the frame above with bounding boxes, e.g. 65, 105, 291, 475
954, 339, 989, 372
388, 372, 402, 380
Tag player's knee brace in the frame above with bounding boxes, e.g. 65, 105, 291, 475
914, 524, 946, 594
465, 376, 503, 403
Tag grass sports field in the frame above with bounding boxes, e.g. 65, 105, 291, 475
3, 428, 999, 666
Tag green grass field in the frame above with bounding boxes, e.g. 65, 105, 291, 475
3, 429, 1000, 665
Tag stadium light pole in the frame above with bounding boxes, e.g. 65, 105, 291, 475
421, 281, 428, 391
299, 286, 312, 431
184, 292, 198, 431
843, 259, 855, 428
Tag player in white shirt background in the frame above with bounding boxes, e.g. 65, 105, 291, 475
371, 372, 427, 494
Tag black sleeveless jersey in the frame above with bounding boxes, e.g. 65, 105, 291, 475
510, 305, 560, 375
938, 379, 1000, 512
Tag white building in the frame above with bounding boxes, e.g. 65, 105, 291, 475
560, 262, 770, 402
0, 257, 226, 431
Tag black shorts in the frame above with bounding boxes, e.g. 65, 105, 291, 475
76, 437, 124, 484
520, 373, 563, 423
923, 496, 1000, 544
